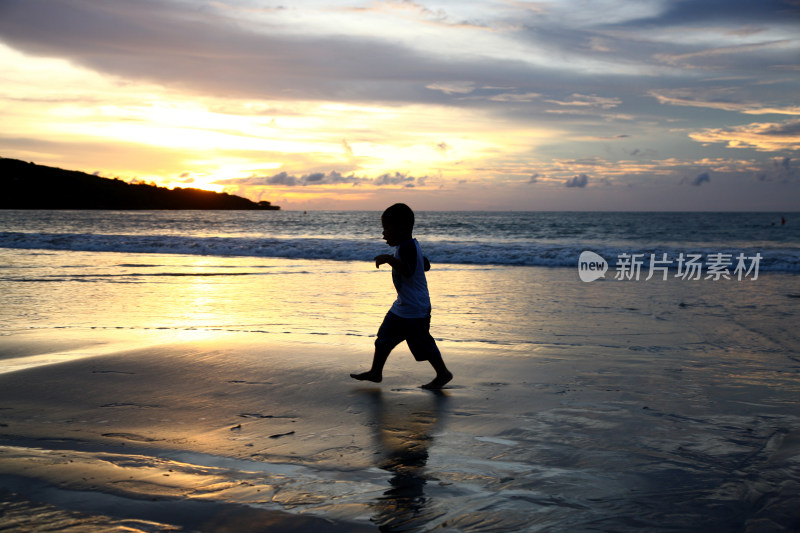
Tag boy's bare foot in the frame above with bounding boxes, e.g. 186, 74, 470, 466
421, 371, 453, 390
350, 371, 382, 383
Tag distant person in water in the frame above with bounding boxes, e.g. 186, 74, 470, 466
351, 203, 453, 390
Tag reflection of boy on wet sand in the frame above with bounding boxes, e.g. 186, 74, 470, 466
360, 389, 448, 530
350, 203, 453, 389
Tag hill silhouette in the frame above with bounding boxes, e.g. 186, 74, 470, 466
0, 158, 279, 210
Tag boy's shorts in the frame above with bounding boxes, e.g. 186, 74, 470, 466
375, 311, 441, 362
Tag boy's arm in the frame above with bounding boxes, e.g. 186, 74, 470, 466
374, 254, 413, 277
375, 242, 416, 276
375, 254, 401, 269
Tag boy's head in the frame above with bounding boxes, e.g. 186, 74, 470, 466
381, 203, 414, 246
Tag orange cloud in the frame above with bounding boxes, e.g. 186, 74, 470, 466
649, 89, 800, 116
690, 119, 800, 151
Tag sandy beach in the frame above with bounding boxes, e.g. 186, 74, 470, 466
2, 315, 799, 532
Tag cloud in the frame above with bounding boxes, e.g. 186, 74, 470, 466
653, 40, 794, 71
581, 133, 632, 141
689, 119, 800, 151
214, 170, 427, 188
0, 0, 517, 104
489, 92, 542, 103
565, 173, 589, 188
374, 171, 420, 187
756, 156, 800, 183
619, 0, 800, 27
342, 139, 354, 158
425, 81, 475, 95
560, 157, 606, 168
1, 0, 795, 122
650, 89, 800, 116
2, 0, 777, 117
682, 172, 711, 186
216, 171, 357, 187
546, 94, 622, 110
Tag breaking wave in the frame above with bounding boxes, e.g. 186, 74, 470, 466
1, 231, 798, 272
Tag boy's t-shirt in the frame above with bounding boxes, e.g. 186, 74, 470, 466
389, 238, 432, 319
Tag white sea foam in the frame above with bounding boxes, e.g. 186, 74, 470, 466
0, 231, 798, 272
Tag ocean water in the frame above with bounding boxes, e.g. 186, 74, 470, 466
1, 210, 799, 346
1, 210, 798, 270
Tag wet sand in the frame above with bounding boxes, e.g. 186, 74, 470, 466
1, 329, 799, 532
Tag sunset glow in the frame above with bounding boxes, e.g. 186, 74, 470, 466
1, 0, 798, 210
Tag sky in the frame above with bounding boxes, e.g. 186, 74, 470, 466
1, 0, 799, 211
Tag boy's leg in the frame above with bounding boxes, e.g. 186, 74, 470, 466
351, 312, 404, 383
420, 349, 452, 389
350, 343, 394, 383
407, 316, 453, 389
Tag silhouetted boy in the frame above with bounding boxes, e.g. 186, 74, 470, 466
351, 203, 453, 389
